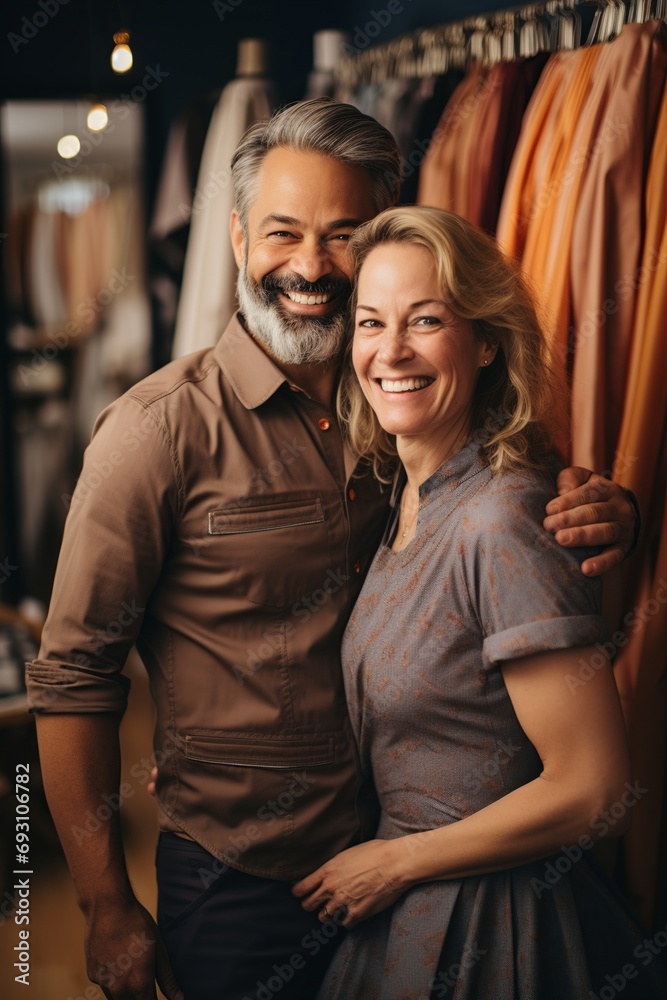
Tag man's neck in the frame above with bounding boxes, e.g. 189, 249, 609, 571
278, 360, 338, 408
238, 315, 339, 408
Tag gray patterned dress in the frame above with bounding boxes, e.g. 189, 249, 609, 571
317, 441, 667, 1000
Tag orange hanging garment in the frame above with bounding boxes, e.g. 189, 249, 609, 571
496, 53, 571, 262
569, 20, 667, 472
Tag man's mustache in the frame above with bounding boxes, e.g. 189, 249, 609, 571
261, 273, 351, 299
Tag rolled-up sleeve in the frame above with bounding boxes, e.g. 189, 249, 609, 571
26, 394, 180, 714
466, 477, 609, 668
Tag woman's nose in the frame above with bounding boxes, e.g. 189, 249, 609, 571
376, 326, 413, 366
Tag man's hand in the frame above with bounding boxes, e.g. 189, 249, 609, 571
33, 716, 181, 1000
85, 897, 183, 1000
544, 467, 637, 576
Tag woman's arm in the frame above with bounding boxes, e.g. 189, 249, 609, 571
293, 645, 631, 927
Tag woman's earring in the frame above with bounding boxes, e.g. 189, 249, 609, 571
483, 359, 489, 365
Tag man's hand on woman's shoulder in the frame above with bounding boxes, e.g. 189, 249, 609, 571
544, 467, 638, 576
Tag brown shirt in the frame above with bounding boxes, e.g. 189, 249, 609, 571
26, 315, 390, 879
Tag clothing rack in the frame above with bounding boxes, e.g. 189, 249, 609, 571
336, 0, 666, 87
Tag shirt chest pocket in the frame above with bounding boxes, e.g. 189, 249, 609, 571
207, 495, 334, 610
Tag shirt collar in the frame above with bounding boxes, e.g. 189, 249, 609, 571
213, 313, 287, 409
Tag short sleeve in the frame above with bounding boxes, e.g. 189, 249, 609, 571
465, 472, 609, 667
25, 394, 180, 714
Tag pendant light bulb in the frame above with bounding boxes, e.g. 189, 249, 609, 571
57, 134, 81, 159
87, 103, 108, 132
111, 32, 133, 74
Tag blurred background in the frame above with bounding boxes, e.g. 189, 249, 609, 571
0, 0, 665, 996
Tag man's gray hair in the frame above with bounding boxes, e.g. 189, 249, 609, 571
231, 97, 402, 233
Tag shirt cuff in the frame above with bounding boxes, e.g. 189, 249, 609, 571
483, 615, 609, 667
25, 660, 130, 714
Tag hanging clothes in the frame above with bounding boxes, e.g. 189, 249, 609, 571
149, 95, 218, 365
610, 79, 667, 929
497, 21, 667, 468
171, 77, 275, 359
417, 63, 487, 216
569, 20, 667, 472
400, 71, 465, 204
498, 44, 604, 457
496, 50, 587, 262
417, 56, 547, 234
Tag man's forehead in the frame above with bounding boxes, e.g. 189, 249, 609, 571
249, 146, 377, 223
257, 212, 368, 231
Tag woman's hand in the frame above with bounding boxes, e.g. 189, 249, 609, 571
292, 839, 407, 928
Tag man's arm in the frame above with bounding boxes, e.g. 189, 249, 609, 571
35, 714, 182, 1000
26, 395, 182, 999
543, 467, 638, 576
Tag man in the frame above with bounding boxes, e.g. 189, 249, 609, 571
26, 99, 638, 1000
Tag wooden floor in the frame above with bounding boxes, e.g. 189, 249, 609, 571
0, 650, 167, 1000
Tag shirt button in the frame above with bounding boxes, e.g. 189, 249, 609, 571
348, 488, 356, 502
317, 418, 331, 431
353, 561, 361, 574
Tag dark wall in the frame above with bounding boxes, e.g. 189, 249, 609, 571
0, 0, 500, 206
345, 0, 510, 48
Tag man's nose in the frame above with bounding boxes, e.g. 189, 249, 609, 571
287, 239, 335, 284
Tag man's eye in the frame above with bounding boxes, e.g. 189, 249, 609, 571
329, 233, 352, 242
267, 231, 295, 240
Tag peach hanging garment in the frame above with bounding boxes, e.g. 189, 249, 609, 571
417, 64, 487, 214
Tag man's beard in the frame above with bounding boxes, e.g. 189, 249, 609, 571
236, 264, 351, 366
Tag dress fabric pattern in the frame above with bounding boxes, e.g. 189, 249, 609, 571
316, 441, 667, 1000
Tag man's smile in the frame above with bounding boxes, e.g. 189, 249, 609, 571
283, 290, 335, 305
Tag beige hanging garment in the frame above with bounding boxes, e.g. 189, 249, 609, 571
172, 75, 274, 359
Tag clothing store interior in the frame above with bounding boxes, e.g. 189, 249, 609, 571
0, 0, 666, 995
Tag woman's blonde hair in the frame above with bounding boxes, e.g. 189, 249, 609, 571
336, 206, 558, 481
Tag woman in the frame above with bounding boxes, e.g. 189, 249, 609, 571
292, 207, 667, 999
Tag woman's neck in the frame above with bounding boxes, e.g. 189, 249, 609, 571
397, 424, 472, 493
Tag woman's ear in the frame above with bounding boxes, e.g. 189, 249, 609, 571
481, 334, 499, 367
230, 209, 246, 269
479, 347, 496, 367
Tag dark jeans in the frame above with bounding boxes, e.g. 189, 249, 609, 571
156, 833, 345, 1000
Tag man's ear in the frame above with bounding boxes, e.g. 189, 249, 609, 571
230, 209, 246, 268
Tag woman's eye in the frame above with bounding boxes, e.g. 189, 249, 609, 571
413, 316, 441, 327
357, 319, 382, 329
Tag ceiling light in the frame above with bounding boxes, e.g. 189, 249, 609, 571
57, 134, 80, 159
111, 32, 133, 74
87, 103, 108, 132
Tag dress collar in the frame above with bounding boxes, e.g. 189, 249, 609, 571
389, 439, 488, 509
